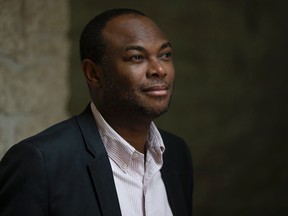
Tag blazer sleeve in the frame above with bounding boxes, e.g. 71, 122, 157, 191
0, 142, 48, 216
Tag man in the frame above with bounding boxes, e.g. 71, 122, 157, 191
0, 8, 193, 216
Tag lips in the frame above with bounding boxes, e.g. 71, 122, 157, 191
142, 84, 169, 97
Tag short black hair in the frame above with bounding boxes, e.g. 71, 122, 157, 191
79, 8, 146, 64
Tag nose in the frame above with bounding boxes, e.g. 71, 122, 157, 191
146, 58, 167, 78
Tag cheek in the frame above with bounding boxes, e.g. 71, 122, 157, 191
111, 72, 138, 92
166, 64, 175, 81
108, 59, 147, 89
119, 66, 145, 86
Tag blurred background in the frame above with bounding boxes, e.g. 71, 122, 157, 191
1, 0, 287, 215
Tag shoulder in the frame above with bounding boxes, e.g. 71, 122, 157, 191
1, 116, 83, 165
10, 104, 93, 152
20, 116, 80, 149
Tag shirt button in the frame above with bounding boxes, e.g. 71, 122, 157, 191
132, 153, 138, 159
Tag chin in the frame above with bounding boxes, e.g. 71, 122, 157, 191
136, 104, 170, 119
124, 93, 172, 118
147, 99, 171, 116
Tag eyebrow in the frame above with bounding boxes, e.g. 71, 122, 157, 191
161, 42, 172, 49
125, 45, 145, 52
124, 42, 172, 52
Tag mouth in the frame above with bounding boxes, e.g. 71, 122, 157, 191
142, 84, 169, 97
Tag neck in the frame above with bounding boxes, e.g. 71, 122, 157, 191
112, 123, 150, 154
101, 111, 153, 154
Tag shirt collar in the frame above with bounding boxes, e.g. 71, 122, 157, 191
90, 102, 165, 172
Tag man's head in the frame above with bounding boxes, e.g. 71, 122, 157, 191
80, 9, 175, 121
80, 8, 145, 64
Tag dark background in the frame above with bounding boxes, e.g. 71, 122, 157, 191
68, 0, 288, 215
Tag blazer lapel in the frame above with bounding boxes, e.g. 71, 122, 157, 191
88, 154, 121, 216
76, 105, 122, 216
161, 167, 187, 216
161, 139, 188, 216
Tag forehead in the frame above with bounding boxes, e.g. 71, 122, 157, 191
102, 14, 168, 48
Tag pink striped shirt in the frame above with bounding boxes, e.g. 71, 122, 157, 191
91, 102, 173, 216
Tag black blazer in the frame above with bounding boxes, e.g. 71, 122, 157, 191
0, 106, 193, 216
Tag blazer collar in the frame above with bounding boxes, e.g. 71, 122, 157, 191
76, 105, 122, 216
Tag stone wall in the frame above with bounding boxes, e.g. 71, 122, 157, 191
0, 0, 70, 159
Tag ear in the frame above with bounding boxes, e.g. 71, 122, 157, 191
81, 59, 103, 88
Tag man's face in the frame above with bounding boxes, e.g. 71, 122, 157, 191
99, 14, 175, 119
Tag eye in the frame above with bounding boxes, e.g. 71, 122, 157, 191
130, 55, 144, 62
160, 52, 172, 60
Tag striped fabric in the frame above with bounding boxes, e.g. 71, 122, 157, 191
91, 102, 173, 216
